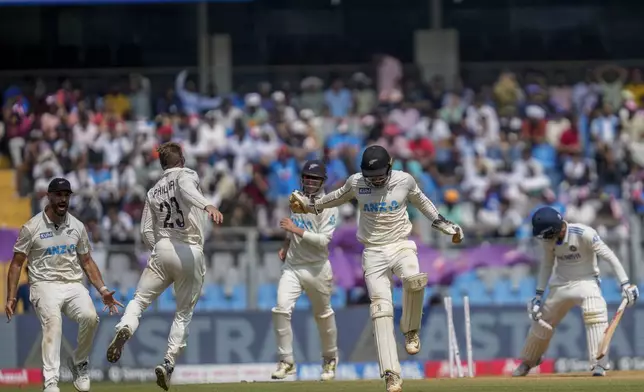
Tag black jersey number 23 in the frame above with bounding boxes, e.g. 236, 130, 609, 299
160, 197, 186, 228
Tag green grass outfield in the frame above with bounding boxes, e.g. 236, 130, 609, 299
5, 372, 644, 392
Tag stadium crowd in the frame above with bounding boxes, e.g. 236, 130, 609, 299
1, 59, 644, 301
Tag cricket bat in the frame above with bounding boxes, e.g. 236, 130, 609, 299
596, 297, 629, 360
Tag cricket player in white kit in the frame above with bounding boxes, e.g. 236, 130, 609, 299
5, 178, 123, 392
289, 145, 463, 392
105, 142, 223, 390
272, 160, 340, 381
513, 206, 639, 377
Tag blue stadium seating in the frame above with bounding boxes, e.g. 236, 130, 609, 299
600, 278, 623, 304
492, 278, 522, 305
258, 284, 278, 310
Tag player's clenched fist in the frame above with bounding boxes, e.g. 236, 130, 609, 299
289, 190, 313, 214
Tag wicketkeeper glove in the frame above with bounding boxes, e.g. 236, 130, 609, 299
621, 283, 639, 307
289, 190, 315, 214
431, 215, 464, 243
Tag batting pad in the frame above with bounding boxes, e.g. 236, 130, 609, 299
582, 296, 609, 369
272, 308, 294, 363
400, 273, 428, 333
315, 309, 338, 360
370, 300, 401, 376
520, 319, 554, 367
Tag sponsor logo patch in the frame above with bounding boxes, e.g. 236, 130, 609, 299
39, 232, 53, 239
358, 188, 371, 194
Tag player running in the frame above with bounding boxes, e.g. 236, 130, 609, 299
289, 145, 463, 392
5, 178, 122, 392
105, 142, 223, 390
513, 206, 639, 377
271, 160, 339, 381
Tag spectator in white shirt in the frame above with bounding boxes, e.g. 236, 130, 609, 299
511, 147, 551, 193
545, 109, 572, 148
213, 98, 243, 131
73, 112, 99, 152
565, 187, 599, 226
175, 70, 221, 115
199, 111, 227, 154
465, 96, 500, 146
111, 159, 137, 199
272, 91, 298, 123
94, 123, 133, 168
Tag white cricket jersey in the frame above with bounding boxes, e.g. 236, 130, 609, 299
537, 222, 630, 290
142, 167, 210, 248
13, 211, 92, 284
314, 170, 440, 247
286, 202, 339, 265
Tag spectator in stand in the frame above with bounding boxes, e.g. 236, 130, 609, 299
351, 73, 377, 116
626, 68, 644, 105
549, 72, 573, 113
296, 77, 325, 115
324, 78, 353, 118
104, 84, 131, 119
595, 64, 628, 110
175, 70, 221, 115
374, 53, 403, 101
494, 71, 523, 115
212, 97, 243, 132
156, 88, 182, 115
590, 103, 619, 148
129, 73, 151, 120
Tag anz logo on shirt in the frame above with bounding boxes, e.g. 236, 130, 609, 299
292, 217, 313, 230
45, 244, 77, 256
362, 200, 400, 213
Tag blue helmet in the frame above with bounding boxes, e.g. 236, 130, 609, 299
532, 206, 564, 239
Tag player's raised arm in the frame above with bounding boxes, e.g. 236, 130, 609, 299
140, 196, 156, 251
289, 175, 356, 214
177, 171, 223, 224
406, 174, 464, 242
5, 225, 32, 321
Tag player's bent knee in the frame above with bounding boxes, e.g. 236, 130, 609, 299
315, 308, 334, 320
370, 299, 394, 320
271, 307, 292, 317
80, 311, 99, 327
402, 273, 428, 292
530, 320, 554, 340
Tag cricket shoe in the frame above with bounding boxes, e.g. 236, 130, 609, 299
106, 326, 132, 363
43, 381, 60, 392
271, 361, 296, 379
384, 371, 403, 392
512, 358, 542, 377
155, 359, 174, 391
592, 365, 607, 377
67, 358, 90, 392
320, 358, 337, 381
404, 330, 420, 355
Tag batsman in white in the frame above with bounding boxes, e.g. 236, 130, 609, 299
513, 206, 639, 377
271, 160, 340, 381
5, 178, 123, 392
289, 145, 463, 392
105, 142, 224, 390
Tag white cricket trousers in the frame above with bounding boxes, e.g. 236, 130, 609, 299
272, 260, 337, 364
116, 239, 206, 366
30, 281, 99, 386
363, 240, 420, 376
521, 279, 609, 369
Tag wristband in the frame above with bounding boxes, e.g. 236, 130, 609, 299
535, 290, 544, 296
98, 286, 109, 294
